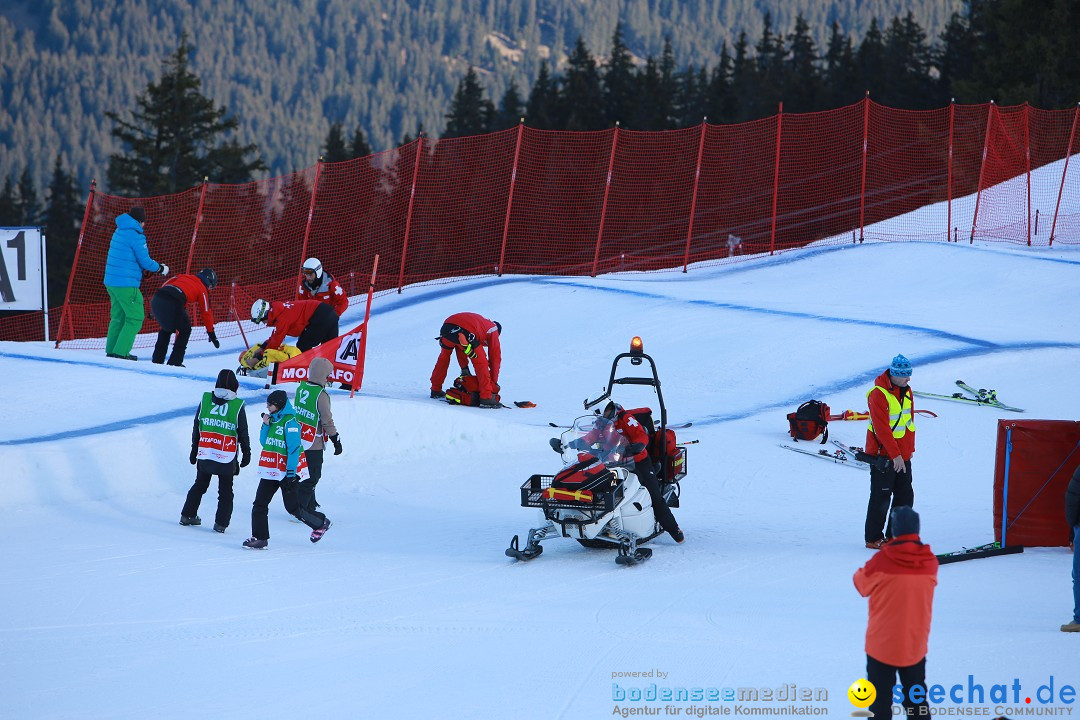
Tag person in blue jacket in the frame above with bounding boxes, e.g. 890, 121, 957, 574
243, 390, 332, 549
104, 206, 168, 360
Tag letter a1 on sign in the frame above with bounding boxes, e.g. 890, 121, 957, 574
336, 329, 362, 364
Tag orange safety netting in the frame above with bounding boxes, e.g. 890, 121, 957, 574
2, 99, 1078, 345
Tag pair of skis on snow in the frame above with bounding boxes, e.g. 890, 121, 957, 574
914, 380, 1024, 413
780, 439, 872, 470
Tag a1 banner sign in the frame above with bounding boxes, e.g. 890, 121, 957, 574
275, 322, 366, 387
0, 227, 45, 310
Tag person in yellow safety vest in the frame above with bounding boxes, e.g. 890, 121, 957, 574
863, 354, 916, 550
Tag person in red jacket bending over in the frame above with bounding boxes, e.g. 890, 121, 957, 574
429, 312, 502, 407
297, 257, 348, 317
854, 506, 937, 719
150, 268, 219, 366
249, 298, 340, 364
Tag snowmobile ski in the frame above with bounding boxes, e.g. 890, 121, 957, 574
780, 443, 868, 470
936, 541, 1024, 565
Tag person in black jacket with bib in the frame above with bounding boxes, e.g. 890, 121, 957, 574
180, 369, 251, 532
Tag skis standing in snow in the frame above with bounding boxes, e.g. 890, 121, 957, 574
863, 354, 917, 550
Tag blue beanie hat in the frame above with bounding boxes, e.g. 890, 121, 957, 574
889, 354, 912, 378
891, 506, 920, 536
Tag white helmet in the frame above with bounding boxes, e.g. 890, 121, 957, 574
302, 257, 323, 280
251, 299, 270, 324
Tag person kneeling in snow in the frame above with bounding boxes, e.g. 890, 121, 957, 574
243, 390, 331, 549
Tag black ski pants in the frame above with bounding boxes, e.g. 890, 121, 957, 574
296, 303, 339, 352
181, 469, 234, 528
865, 457, 914, 543
867, 654, 930, 718
635, 457, 680, 539
150, 286, 191, 366
251, 477, 327, 540
298, 448, 323, 513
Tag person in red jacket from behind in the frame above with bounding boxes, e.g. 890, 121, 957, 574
150, 268, 219, 366
429, 312, 502, 407
854, 507, 937, 719
297, 257, 348, 317
250, 298, 340, 362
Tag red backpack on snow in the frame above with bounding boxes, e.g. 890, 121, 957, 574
445, 374, 501, 407
787, 400, 830, 443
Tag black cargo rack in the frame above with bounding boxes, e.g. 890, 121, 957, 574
519, 474, 625, 520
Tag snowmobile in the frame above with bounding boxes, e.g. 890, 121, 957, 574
505, 337, 689, 566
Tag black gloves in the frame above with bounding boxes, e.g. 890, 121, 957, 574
208, 330, 219, 348
330, 434, 343, 455
627, 442, 647, 456
189, 448, 198, 465
283, 473, 298, 488
240, 452, 251, 468
159, 263, 169, 276
549, 438, 564, 454
458, 366, 471, 377
431, 389, 445, 399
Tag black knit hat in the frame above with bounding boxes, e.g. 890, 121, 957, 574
128, 206, 146, 224
215, 368, 238, 392
266, 390, 289, 410
891, 506, 920, 536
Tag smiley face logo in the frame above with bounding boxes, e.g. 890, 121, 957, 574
848, 679, 876, 716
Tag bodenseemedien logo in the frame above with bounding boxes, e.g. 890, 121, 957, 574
847, 678, 876, 717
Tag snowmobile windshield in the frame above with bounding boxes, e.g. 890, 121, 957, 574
558, 415, 634, 468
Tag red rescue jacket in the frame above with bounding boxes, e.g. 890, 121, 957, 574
430, 312, 502, 399
853, 535, 938, 667
264, 299, 323, 350
163, 274, 216, 332
298, 273, 348, 317
864, 370, 916, 460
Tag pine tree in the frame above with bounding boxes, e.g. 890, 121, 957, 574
43, 155, 82, 307
730, 32, 758, 121
856, 19, 886, 100
106, 34, 265, 196
17, 168, 40, 226
525, 62, 558, 130
784, 14, 822, 113
0, 176, 17, 225
494, 82, 524, 131
443, 66, 495, 138
603, 22, 637, 127
882, 13, 934, 108
824, 21, 861, 108
706, 42, 738, 123
350, 127, 372, 159
561, 38, 607, 131
935, 10, 975, 105
323, 122, 350, 163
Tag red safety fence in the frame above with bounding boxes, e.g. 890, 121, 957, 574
2, 98, 1078, 345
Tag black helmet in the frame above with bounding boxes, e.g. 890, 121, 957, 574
602, 401, 623, 420
196, 268, 217, 290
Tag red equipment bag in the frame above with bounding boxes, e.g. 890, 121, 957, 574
787, 400, 830, 443
445, 374, 501, 407
545, 457, 617, 503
